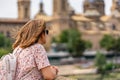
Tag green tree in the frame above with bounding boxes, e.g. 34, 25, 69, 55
0, 48, 10, 58
0, 34, 5, 47
52, 30, 69, 43
59, 30, 69, 43
100, 35, 116, 51
112, 37, 120, 51
68, 39, 86, 57
52, 29, 92, 57
0, 34, 12, 48
95, 52, 107, 71
95, 52, 107, 80
111, 37, 120, 64
84, 40, 92, 49
95, 52, 118, 79
0, 34, 12, 57
100, 35, 120, 64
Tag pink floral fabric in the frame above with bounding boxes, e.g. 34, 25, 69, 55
13, 43, 50, 80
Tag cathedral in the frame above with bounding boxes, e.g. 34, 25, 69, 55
0, 0, 120, 50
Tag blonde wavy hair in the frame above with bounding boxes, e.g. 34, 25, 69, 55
12, 19, 46, 49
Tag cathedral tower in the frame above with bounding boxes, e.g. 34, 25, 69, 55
52, 0, 75, 35
18, 0, 30, 20
35, 0, 46, 17
53, 0, 70, 16
111, 0, 120, 18
115, 0, 120, 11
94, 0, 105, 15
34, 0, 52, 22
111, 0, 117, 12
84, 0, 105, 18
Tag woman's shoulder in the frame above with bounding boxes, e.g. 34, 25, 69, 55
30, 43, 46, 55
30, 43, 44, 50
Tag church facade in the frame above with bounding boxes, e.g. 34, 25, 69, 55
0, 0, 120, 50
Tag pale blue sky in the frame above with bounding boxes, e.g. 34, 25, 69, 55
0, 0, 112, 19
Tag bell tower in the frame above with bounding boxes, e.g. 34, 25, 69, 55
18, 0, 30, 20
115, 0, 120, 11
111, 0, 120, 18
95, 0, 105, 15
53, 0, 69, 16
84, 0, 105, 16
52, 0, 75, 36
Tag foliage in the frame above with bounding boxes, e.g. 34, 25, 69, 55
66, 29, 83, 57
100, 35, 120, 53
59, 30, 70, 43
52, 29, 92, 57
100, 35, 116, 51
100, 35, 120, 66
95, 52, 107, 74
0, 34, 12, 58
68, 39, 86, 57
0, 34, 5, 47
112, 37, 120, 52
0, 48, 12, 58
104, 62, 115, 71
95, 51, 119, 80
84, 40, 92, 49
52, 37, 58, 43
0, 34, 12, 48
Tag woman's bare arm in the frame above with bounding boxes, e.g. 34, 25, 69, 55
41, 66, 58, 80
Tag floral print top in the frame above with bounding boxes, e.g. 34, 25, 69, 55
13, 43, 50, 80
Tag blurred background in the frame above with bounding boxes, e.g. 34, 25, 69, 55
1, 0, 120, 80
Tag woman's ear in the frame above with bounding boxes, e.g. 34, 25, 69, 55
41, 32, 45, 38
38, 32, 46, 44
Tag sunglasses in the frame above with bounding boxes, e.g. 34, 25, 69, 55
44, 30, 49, 35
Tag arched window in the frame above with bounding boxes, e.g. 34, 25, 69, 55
6, 31, 10, 37
111, 24, 116, 30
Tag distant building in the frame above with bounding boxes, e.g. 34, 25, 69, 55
0, 0, 120, 50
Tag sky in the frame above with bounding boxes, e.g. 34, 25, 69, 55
0, 0, 113, 19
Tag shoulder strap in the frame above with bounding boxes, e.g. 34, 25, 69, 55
13, 47, 23, 56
